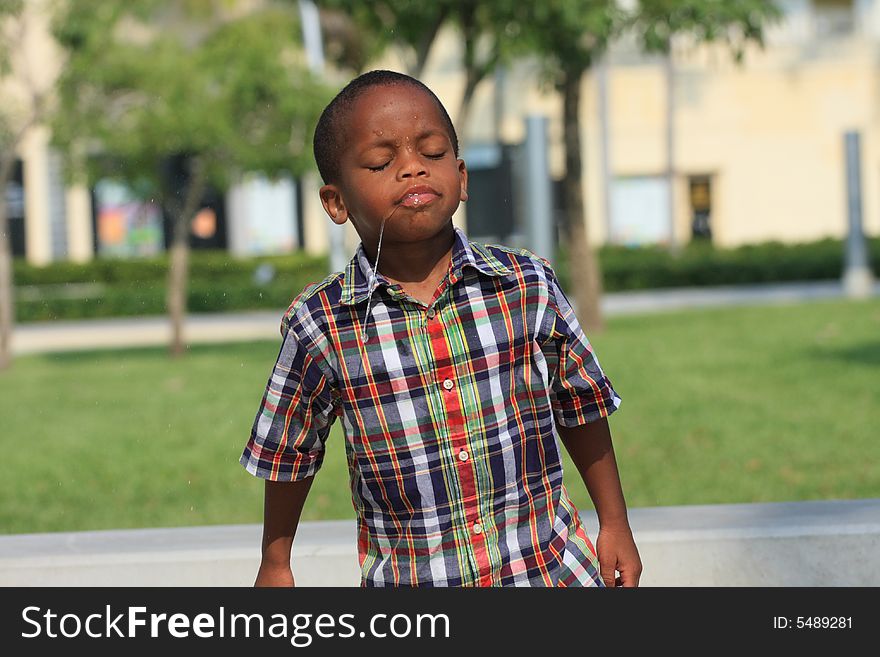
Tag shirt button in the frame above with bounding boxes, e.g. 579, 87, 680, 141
458, 450, 469, 462
442, 378, 454, 391
473, 522, 483, 535
426, 307, 436, 319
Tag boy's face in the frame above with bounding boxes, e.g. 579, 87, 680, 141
319, 83, 468, 249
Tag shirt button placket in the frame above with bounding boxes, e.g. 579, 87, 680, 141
423, 295, 484, 581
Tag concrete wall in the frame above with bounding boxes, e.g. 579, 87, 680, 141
1, 499, 877, 587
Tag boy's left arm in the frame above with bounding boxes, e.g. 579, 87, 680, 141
557, 417, 642, 587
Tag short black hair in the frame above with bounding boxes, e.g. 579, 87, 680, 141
312, 70, 459, 184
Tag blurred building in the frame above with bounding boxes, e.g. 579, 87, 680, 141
6, 0, 880, 265
443, 0, 880, 250
590, 0, 880, 250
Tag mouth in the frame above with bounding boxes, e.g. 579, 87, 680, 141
397, 185, 440, 208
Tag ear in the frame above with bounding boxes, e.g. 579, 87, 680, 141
319, 184, 349, 225
457, 159, 468, 202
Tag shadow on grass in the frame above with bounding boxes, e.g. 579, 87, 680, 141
41, 340, 280, 364
811, 341, 880, 367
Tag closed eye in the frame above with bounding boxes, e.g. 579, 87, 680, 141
366, 162, 390, 172
425, 152, 446, 160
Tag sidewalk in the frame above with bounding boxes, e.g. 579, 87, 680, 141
12, 279, 879, 355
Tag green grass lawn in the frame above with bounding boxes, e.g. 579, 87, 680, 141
1, 298, 878, 535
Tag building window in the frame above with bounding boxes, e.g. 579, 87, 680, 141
609, 176, 672, 247
689, 175, 712, 242
4, 160, 26, 257
93, 179, 164, 258
813, 0, 855, 38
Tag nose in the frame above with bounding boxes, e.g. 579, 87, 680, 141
396, 149, 428, 180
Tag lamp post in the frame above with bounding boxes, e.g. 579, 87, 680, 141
524, 115, 554, 264
843, 131, 874, 298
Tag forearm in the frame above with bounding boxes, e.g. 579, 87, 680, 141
558, 417, 642, 586
254, 477, 314, 587
557, 417, 630, 528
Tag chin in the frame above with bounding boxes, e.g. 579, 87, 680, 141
385, 221, 449, 245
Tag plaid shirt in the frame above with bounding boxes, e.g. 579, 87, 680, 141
241, 227, 621, 587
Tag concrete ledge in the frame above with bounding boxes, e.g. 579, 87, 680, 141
1, 499, 878, 586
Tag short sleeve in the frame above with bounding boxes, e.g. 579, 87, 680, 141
240, 324, 338, 481
543, 268, 621, 427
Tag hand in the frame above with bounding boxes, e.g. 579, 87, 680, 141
596, 523, 642, 588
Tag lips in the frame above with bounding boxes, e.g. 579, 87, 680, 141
397, 185, 440, 208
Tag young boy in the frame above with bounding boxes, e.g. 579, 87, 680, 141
241, 70, 642, 587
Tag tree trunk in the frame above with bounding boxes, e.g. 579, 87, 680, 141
455, 0, 481, 132
456, 67, 483, 138
0, 156, 14, 371
167, 225, 190, 358
410, 15, 445, 79
561, 66, 604, 333
166, 156, 207, 358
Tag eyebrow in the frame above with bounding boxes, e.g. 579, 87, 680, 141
358, 129, 449, 154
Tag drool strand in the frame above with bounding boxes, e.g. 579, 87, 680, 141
360, 206, 399, 343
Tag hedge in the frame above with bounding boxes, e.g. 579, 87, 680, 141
12, 236, 880, 322
555, 236, 880, 293
14, 249, 328, 286
14, 250, 329, 322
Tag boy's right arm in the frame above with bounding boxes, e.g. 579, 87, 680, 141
254, 477, 315, 587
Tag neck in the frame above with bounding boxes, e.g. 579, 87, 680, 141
366, 223, 456, 286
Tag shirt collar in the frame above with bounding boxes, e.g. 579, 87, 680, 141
339, 226, 512, 306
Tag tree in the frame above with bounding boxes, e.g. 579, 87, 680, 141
510, 1, 623, 333
451, 0, 521, 130
318, 1, 521, 136
51, 0, 330, 356
318, 0, 454, 77
0, 0, 57, 370
633, 0, 780, 57
631, 0, 782, 249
